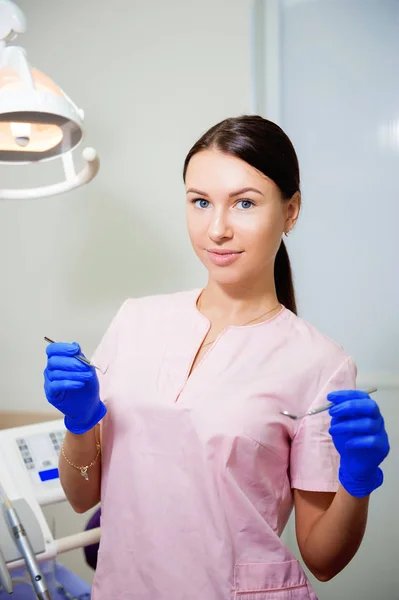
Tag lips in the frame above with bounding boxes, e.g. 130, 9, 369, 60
207, 249, 242, 255
206, 249, 243, 266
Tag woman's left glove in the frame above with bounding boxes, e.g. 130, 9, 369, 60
328, 390, 390, 498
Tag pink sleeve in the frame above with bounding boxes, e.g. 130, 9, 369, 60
91, 300, 129, 378
91, 300, 131, 401
289, 356, 357, 492
91, 300, 131, 445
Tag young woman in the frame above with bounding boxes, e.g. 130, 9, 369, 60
44, 116, 390, 599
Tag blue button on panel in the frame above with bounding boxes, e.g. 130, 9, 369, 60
38, 468, 59, 482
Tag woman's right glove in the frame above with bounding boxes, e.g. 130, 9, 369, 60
44, 342, 107, 434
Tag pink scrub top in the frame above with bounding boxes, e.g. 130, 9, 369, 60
91, 289, 357, 600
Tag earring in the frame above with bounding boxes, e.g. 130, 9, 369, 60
284, 229, 290, 237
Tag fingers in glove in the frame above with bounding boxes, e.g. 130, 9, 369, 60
327, 390, 370, 404
44, 376, 86, 409
329, 416, 382, 436
46, 354, 92, 373
45, 368, 95, 383
345, 433, 390, 453
46, 342, 82, 359
44, 370, 86, 390
45, 377, 85, 397
329, 398, 380, 419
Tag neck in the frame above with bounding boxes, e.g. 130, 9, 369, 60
200, 276, 279, 321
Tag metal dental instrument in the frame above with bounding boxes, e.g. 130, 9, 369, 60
0, 486, 52, 600
44, 337, 101, 372
280, 387, 378, 420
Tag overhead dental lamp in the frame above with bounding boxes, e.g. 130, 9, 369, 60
0, 0, 100, 200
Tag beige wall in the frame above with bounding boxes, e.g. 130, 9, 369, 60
0, 0, 252, 415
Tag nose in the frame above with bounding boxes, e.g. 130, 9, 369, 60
208, 206, 233, 242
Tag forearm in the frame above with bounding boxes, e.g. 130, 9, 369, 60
59, 426, 101, 513
302, 485, 369, 581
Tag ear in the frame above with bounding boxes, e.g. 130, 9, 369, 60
285, 191, 301, 230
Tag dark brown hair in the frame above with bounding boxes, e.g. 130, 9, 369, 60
183, 115, 299, 314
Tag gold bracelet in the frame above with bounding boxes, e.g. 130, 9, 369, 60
61, 440, 101, 481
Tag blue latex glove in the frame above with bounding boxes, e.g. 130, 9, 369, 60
44, 342, 106, 434
328, 390, 390, 497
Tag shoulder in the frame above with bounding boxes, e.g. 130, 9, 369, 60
93, 289, 201, 368
277, 310, 357, 413
114, 288, 201, 322
283, 309, 356, 380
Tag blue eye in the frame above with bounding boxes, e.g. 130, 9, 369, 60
193, 198, 210, 209
237, 200, 254, 210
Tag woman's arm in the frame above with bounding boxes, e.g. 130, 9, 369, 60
59, 425, 101, 513
293, 388, 389, 582
294, 487, 369, 581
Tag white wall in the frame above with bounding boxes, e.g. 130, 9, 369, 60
256, 1, 398, 598
0, 0, 252, 583
0, 0, 252, 415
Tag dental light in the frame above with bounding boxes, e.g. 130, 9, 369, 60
0, 0, 100, 200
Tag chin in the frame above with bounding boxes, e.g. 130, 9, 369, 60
206, 266, 244, 286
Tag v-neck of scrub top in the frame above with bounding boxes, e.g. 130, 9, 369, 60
167, 288, 287, 403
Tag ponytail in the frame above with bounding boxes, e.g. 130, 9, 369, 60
274, 240, 297, 315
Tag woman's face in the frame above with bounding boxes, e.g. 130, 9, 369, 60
185, 149, 300, 286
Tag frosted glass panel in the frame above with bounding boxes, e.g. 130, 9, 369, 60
270, 3, 399, 599
279, 0, 399, 376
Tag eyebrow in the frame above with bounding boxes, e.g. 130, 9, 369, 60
186, 187, 264, 197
